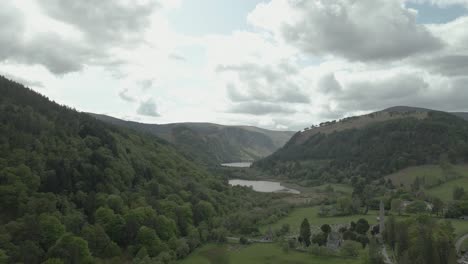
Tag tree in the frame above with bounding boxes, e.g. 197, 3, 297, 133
299, 218, 311, 247
193, 201, 215, 225
239, 237, 248, 245
321, 224, 331, 234
81, 224, 120, 258
340, 240, 360, 257
47, 233, 93, 264
0, 249, 8, 264
405, 201, 428, 214
311, 232, 327, 246
280, 224, 290, 235
391, 199, 403, 216
453, 186, 465, 200
355, 219, 370, 235
431, 197, 444, 216
39, 214, 65, 249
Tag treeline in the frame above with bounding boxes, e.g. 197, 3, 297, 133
255, 112, 468, 185
0, 76, 289, 263
383, 215, 457, 264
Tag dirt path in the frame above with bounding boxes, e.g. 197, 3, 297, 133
457, 234, 468, 254
382, 245, 394, 264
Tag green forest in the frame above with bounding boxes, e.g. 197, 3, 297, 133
0, 76, 290, 263
255, 112, 468, 185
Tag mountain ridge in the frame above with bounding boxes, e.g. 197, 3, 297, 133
89, 113, 295, 165
254, 106, 468, 185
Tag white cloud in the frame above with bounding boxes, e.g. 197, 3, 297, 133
248, 0, 442, 61
2, 0, 468, 131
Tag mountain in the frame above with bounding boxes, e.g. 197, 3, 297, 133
90, 113, 295, 165
254, 106, 468, 185
0, 76, 286, 263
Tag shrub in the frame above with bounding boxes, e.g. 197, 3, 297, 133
340, 240, 361, 257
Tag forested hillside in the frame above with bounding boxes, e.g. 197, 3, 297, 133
0, 76, 289, 263
254, 109, 468, 185
90, 114, 294, 166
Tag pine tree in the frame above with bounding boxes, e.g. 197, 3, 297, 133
299, 218, 311, 247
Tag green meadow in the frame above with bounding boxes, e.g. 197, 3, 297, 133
179, 243, 362, 264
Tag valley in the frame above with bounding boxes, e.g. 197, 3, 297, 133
1, 75, 468, 264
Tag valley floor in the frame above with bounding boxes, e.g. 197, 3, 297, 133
179, 242, 362, 264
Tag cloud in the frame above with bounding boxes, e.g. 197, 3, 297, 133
228, 102, 296, 115
139, 79, 154, 91
0, 0, 160, 75
318, 73, 342, 94
0, 2, 23, 61
0, 2, 90, 74
137, 98, 160, 117
118, 88, 137, 102
217, 62, 310, 104
407, 0, 468, 7
168, 53, 186, 62
315, 68, 468, 119
248, 0, 442, 61
415, 55, 468, 76
36, 0, 159, 45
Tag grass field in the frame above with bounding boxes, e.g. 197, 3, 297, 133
385, 164, 468, 189
385, 165, 444, 188
427, 177, 468, 202
179, 243, 362, 264
260, 206, 379, 233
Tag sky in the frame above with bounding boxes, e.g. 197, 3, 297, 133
1, 0, 468, 131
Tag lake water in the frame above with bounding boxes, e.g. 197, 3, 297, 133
229, 179, 300, 194
221, 162, 252, 168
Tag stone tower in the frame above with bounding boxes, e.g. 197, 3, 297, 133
379, 200, 385, 235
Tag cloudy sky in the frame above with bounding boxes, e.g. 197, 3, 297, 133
1, 0, 468, 131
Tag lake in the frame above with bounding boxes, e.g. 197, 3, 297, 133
229, 179, 300, 194
221, 162, 252, 168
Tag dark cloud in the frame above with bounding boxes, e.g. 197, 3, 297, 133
259, 0, 443, 61
0, 0, 158, 75
37, 0, 159, 45
118, 88, 137, 102
228, 102, 295, 115
415, 55, 468, 76
318, 73, 342, 94
137, 98, 160, 117
0, 2, 23, 61
217, 63, 310, 104
0, 3, 88, 74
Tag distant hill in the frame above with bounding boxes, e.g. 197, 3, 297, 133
254, 106, 468, 185
89, 113, 295, 165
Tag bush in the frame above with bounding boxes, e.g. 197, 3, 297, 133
340, 240, 361, 257
311, 232, 328, 246
308, 244, 337, 257
321, 224, 331, 234
405, 200, 429, 214
239, 237, 248, 245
